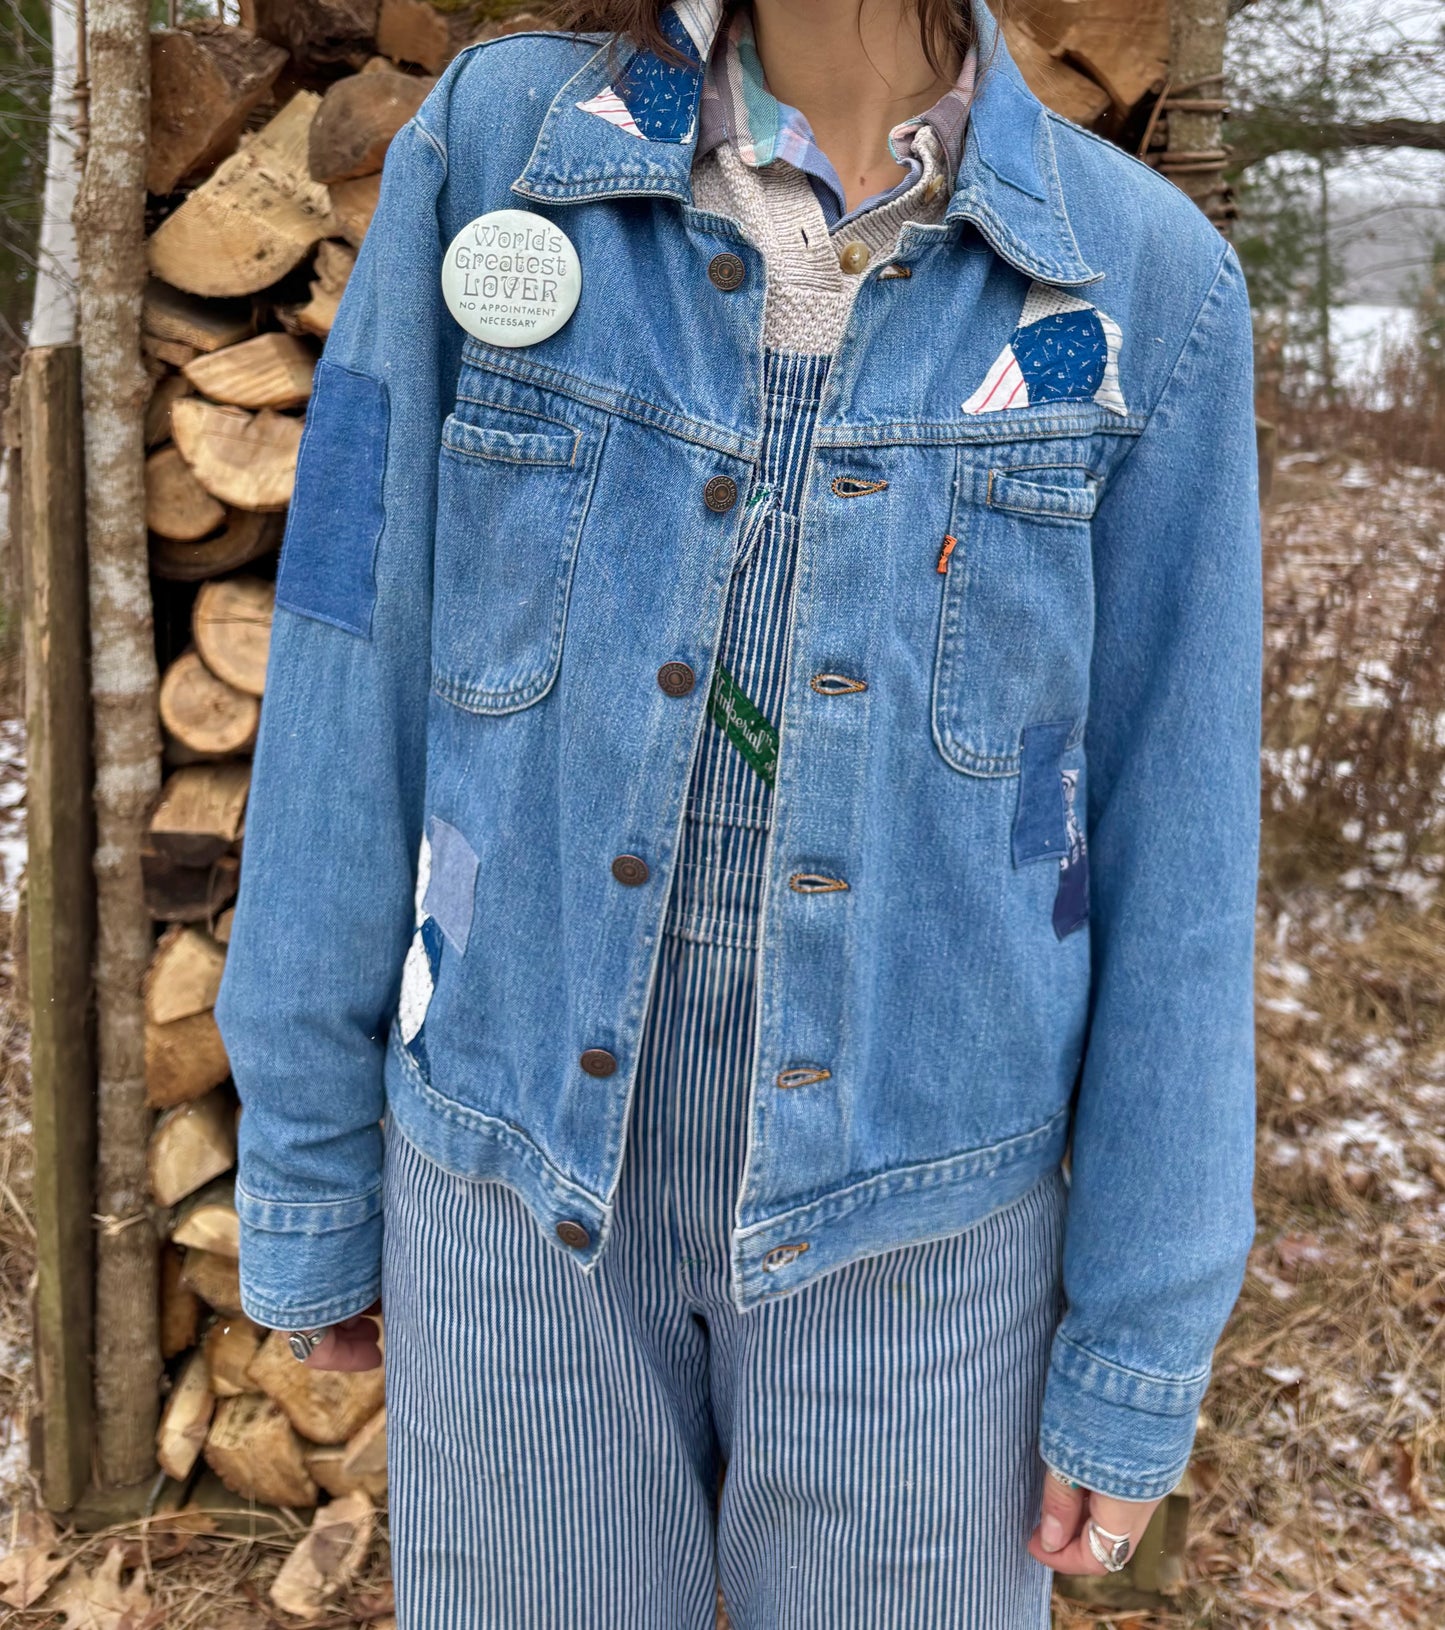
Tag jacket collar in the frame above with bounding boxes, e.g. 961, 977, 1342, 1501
511, 0, 1100, 287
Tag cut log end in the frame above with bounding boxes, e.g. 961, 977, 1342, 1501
171, 397, 303, 512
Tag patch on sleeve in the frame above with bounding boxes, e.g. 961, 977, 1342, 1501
1012, 721, 1072, 867
398, 830, 444, 1077
1053, 768, 1090, 940
578, 5, 705, 142
274, 361, 389, 638
964, 282, 1127, 418
422, 815, 479, 956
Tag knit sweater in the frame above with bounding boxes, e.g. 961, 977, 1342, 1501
690, 122, 954, 355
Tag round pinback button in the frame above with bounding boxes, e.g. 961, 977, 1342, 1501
440, 208, 582, 348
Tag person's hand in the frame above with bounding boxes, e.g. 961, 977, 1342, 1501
1027, 1463, 1162, 1576
299, 1299, 384, 1371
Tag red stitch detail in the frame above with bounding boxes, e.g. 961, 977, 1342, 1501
936, 534, 958, 574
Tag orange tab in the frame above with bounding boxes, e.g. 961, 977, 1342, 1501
936, 534, 958, 574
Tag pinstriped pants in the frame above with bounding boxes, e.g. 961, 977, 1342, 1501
381, 930, 1065, 1628
382, 350, 1065, 1624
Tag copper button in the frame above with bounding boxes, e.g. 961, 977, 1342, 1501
704, 475, 738, 512
657, 661, 696, 697
611, 854, 649, 886
838, 242, 870, 275
708, 252, 746, 291
556, 1220, 591, 1249
580, 1048, 617, 1077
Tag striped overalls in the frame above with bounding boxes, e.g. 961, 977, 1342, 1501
381, 351, 1066, 1627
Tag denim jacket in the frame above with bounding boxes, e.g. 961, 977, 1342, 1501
214, 0, 1262, 1502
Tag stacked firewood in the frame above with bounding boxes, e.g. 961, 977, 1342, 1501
140, 0, 542, 1531
1001, 0, 1173, 149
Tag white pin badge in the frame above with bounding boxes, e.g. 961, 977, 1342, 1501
441, 208, 582, 348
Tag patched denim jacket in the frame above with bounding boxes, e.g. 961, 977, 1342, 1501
214, 0, 1262, 1502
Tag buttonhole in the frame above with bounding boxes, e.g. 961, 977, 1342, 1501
789, 872, 849, 894
811, 673, 868, 696
776, 1066, 832, 1089
831, 476, 889, 498
878, 264, 912, 280
762, 1242, 810, 1272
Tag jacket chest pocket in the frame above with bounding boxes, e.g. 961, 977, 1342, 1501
432, 389, 604, 715
931, 451, 1100, 777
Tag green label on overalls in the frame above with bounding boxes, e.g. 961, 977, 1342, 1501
708, 661, 779, 786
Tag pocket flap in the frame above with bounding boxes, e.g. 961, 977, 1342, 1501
986, 469, 1099, 521
442, 412, 577, 467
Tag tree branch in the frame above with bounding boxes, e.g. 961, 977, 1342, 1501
1231, 114, 1445, 171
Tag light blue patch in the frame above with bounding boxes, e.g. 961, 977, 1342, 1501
614, 8, 704, 141
422, 815, 479, 956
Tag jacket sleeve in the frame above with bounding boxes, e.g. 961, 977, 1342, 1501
213, 112, 457, 1330
1037, 242, 1262, 1501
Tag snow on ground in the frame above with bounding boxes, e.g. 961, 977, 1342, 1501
0, 717, 27, 914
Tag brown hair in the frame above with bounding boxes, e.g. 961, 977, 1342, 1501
542, 0, 997, 83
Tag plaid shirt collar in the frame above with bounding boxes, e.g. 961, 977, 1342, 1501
695, 3, 977, 229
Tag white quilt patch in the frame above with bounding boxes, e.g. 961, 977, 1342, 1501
575, 88, 645, 138
964, 281, 1127, 418
398, 831, 434, 1045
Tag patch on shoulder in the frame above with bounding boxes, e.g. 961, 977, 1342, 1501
964, 282, 1127, 418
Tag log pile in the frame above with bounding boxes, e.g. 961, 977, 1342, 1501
140, 0, 544, 1527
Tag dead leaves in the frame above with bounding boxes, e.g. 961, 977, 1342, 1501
45, 1543, 157, 1630
0, 1510, 69, 1609
269, 1490, 374, 1621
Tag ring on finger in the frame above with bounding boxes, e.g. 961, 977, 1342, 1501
1086, 1521, 1133, 1573
1045, 1465, 1082, 1491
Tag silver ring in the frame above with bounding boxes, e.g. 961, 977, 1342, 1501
1046, 1465, 1081, 1491
1086, 1521, 1132, 1573
287, 1326, 331, 1362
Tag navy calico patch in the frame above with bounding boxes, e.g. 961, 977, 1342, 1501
1053, 768, 1089, 940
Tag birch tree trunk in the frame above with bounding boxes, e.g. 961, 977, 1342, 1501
30, 0, 82, 349
74, 0, 163, 1486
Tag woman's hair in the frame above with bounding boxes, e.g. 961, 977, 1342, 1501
542, 0, 997, 82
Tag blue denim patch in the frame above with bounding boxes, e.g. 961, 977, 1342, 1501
1012, 721, 1071, 866
422, 815, 479, 956
274, 361, 389, 638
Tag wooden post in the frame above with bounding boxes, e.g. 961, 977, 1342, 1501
18, 345, 97, 1513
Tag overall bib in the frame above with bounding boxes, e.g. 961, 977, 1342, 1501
381, 350, 1067, 1629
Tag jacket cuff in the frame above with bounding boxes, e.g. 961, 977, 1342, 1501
235, 1184, 383, 1330
1037, 1331, 1208, 1502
